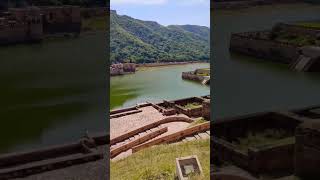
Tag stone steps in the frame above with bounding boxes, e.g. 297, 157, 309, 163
110, 109, 142, 119
110, 126, 163, 150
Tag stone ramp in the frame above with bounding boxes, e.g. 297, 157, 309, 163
110, 121, 191, 160
290, 46, 320, 72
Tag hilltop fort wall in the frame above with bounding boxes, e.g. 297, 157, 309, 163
0, 5, 82, 45
80, 7, 107, 18
272, 23, 320, 38
0, 7, 43, 44
41, 6, 81, 34
230, 32, 300, 64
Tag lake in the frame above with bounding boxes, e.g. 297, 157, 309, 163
213, 3, 320, 119
0, 32, 107, 153
110, 63, 210, 110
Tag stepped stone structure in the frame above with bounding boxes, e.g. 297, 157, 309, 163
290, 46, 320, 72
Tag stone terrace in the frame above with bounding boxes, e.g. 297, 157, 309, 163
110, 105, 189, 138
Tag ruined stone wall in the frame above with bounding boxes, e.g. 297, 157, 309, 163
110, 63, 136, 76
295, 121, 320, 178
0, 8, 43, 44
213, 112, 301, 142
202, 100, 210, 120
212, 138, 249, 170
122, 63, 136, 72
41, 6, 81, 34
274, 23, 320, 38
182, 71, 206, 82
80, 7, 107, 18
230, 33, 300, 64
248, 143, 294, 175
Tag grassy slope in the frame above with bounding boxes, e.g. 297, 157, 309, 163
110, 139, 210, 180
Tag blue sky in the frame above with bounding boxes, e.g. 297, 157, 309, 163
110, 0, 210, 27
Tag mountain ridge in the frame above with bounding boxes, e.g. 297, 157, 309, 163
110, 10, 210, 63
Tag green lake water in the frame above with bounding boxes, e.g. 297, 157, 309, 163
110, 64, 210, 110
0, 32, 106, 154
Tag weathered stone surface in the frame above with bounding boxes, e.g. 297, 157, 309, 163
202, 99, 211, 120
295, 121, 320, 178
110, 63, 136, 76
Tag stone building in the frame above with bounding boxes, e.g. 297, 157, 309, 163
40, 6, 81, 34
0, 7, 43, 44
0, 5, 82, 45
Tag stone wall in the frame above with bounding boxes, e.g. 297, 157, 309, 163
0, 132, 108, 179
230, 33, 300, 64
81, 7, 107, 18
110, 63, 136, 76
213, 112, 301, 142
182, 71, 206, 82
0, 6, 82, 45
41, 6, 81, 34
295, 121, 320, 178
202, 99, 211, 120
273, 23, 320, 38
0, 7, 43, 44
173, 97, 205, 117
248, 142, 294, 175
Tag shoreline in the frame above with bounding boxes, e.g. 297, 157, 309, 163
110, 61, 209, 76
136, 61, 209, 68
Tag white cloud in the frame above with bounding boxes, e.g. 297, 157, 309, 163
111, 0, 168, 5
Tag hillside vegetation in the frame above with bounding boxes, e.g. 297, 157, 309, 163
110, 10, 210, 63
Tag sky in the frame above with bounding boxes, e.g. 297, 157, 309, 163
110, 0, 210, 27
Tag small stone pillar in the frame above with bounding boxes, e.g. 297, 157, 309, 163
295, 121, 320, 178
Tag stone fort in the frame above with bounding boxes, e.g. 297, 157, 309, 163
0, 1, 81, 45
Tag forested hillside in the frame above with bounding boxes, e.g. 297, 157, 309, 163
110, 10, 210, 63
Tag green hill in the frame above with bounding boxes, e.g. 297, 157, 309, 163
110, 10, 210, 63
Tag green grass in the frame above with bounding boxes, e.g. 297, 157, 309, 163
82, 16, 107, 32
195, 68, 210, 76
296, 22, 320, 29
183, 102, 202, 109
110, 139, 210, 180
232, 129, 292, 152
189, 118, 207, 127
275, 32, 319, 46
